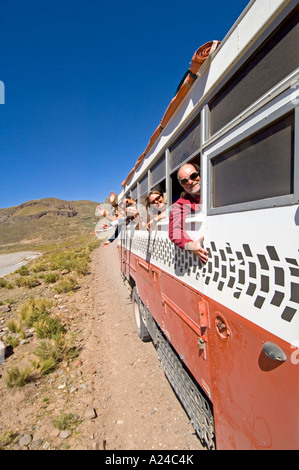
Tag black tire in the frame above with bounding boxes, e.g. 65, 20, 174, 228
132, 287, 151, 342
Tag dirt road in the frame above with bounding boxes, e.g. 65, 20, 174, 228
0, 242, 204, 450
80, 242, 203, 450
0, 251, 42, 277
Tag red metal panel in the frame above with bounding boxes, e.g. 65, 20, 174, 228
207, 296, 299, 450
158, 270, 212, 400
121, 251, 299, 449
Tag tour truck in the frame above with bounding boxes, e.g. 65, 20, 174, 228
116, 0, 299, 450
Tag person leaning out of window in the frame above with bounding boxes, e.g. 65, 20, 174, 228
145, 191, 167, 231
169, 163, 209, 264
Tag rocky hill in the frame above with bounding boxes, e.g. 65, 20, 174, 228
0, 198, 98, 253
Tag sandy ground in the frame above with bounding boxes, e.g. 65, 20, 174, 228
0, 251, 42, 277
0, 243, 204, 451
76, 243, 204, 450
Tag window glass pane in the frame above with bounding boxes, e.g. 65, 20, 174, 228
170, 115, 201, 170
211, 113, 294, 208
139, 174, 148, 196
209, 8, 299, 135
151, 155, 165, 186
131, 185, 137, 201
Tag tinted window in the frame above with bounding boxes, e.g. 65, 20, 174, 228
209, 8, 299, 135
170, 116, 201, 170
151, 155, 165, 186
139, 174, 148, 196
131, 185, 137, 201
211, 113, 294, 208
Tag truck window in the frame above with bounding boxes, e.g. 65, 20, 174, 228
211, 112, 294, 208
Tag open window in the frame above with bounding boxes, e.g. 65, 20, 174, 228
169, 115, 202, 205
170, 155, 201, 204
139, 173, 149, 209
150, 154, 167, 214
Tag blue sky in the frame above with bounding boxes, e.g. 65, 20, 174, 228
0, 0, 249, 209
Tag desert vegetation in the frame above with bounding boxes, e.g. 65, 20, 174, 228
0, 237, 100, 392
0, 198, 107, 449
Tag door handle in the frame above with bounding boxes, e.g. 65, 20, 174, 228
215, 315, 230, 341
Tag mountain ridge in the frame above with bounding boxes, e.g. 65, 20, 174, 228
0, 197, 99, 253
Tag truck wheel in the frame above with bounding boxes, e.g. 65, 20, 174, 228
132, 287, 151, 342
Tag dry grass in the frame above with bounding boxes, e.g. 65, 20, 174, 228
1, 236, 100, 389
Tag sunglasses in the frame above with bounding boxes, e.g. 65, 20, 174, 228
180, 171, 200, 186
150, 195, 162, 205
119, 199, 134, 208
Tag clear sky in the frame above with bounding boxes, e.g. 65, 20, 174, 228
0, 0, 250, 209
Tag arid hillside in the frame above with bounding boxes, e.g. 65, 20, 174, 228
0, 198, 99, 254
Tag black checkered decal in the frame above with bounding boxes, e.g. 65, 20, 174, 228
128, 234, 298, 324
203, 242, 299, 323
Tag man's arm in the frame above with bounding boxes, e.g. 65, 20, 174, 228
185, 238, 209, 264
169, 201, 209, 264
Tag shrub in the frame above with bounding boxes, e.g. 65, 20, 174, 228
6, 320, 19, 333
88, 240, 101, 252
32, 337, 79, 378
73, 260, 89, 276
5, 366, 33, 388
34, 340, 59, 362
31, 260, 49, 273
0, 278, 8, 288
52, 413, 82, 431
39, 357, 57, 375
44, 272, 60, 284
0, 431, 18, 450
5, 282, 14, 290
54, 277, 78, 294
47, 248, 91, 275
18, 298, 52, 327
15, 275, 41, 288
4, 335, 20, 349
34, 316, 64, 340
16, 265, 30, 276
34, 337, 79, 371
